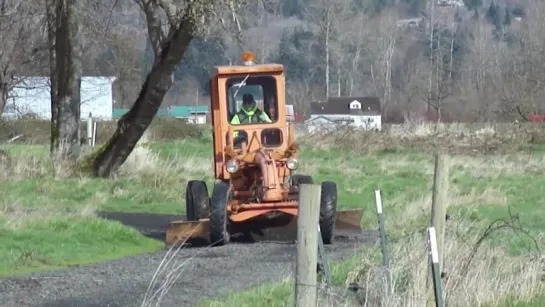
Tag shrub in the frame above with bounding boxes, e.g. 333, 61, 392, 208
0, 117, 205, 145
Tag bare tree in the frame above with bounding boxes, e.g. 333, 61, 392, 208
90, 0, 248, 177
45, 0, 59, 152
46, 0, 84, 158
364, 8, 399, 115
0, 1, 43, 116
303, 0, 335, 98
493, 2, 545, 121
456, 18, 499, 121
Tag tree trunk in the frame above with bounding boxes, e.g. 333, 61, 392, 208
0, 69, 13, 116
0, 82, 7, 115
427, 0, 435, 114
325, 20, 330, 98
90, 15, 196, 177
46, 0, 59, 153
53, 0, 82, 158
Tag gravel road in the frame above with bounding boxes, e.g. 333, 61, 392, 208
0, 212, 377, 307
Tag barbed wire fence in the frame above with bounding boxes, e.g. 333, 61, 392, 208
138, 152, 544, 307
295, 153, 543, 307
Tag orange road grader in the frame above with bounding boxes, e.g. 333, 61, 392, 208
165, 51, 364, 247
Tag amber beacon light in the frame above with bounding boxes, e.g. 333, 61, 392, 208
241, 51, 256, 65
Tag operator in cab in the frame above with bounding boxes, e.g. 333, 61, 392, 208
230, 93, 272, 124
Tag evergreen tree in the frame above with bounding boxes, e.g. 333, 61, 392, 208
276, 27, 319, 83
503, 7, 511, 26
486, 1, 501, 29
487, 1, 496, 20
175, 37, 227, 96
463, 0, 482, 11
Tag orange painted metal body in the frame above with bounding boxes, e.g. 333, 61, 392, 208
209, 62, 299, 223
164, 56, 364, 247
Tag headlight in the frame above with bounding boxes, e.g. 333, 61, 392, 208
225, 159, 239, 173
286, 157, 299, 170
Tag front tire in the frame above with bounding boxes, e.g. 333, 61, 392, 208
185, 180, 209, 221
209, 180, 231, 246
320, 181, 337, 244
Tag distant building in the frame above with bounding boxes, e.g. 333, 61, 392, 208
113, 105, 209, 124
397, 18, 425, 28
3, 76, 116, 120
306, 97, 382, 133
437, 0, 464, 7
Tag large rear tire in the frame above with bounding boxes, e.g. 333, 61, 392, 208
185, 180, 209, 221
319, 181, 337, 245
209, 180, 231, 246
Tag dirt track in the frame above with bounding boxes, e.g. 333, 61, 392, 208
0, 212, 377, 307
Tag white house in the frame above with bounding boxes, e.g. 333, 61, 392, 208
305, 97, 382, 133
3, 76, 116, 120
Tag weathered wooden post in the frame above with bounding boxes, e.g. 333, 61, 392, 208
427, 153, 449, 307
87, 112, 93, 146
295, 183, 321, 307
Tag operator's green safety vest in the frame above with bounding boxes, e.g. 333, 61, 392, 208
230, 106, 272, 138
231, 108, 271, 124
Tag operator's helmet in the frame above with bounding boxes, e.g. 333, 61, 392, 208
242, 94, 256, 112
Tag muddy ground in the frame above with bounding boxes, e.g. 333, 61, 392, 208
0, 212, 377, 307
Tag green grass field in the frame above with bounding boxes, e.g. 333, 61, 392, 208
197, 142, 545, 306
2, 123, 545, 305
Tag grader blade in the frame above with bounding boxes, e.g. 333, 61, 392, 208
229, 212, 299, 243
165, 219, 210, 248
230, 209, 365, 243
335, 209, 364, 235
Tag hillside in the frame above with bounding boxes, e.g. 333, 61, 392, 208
0, 0, 540, 123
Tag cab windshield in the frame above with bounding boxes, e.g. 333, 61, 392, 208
226, 75, 279, 125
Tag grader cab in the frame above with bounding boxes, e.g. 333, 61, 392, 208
165, 51, 364, 247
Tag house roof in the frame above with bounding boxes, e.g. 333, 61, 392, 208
113, 105, 209, 118
305, 115, 352, 124
310, 97, 381, 115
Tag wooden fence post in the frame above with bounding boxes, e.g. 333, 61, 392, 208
295, 183, 321, 307
431, 154, 448, 267
87, 113, 93, 146
427, 153, 449, 306
375, 190, 392, 295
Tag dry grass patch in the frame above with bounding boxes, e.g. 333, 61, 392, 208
341, 180, 540, 306
0, 155, 51, 179
298, 122, 545, 155
377, 155, 433, 176
118, 145, 163, 176
345, 221, 545, 306
299, 158, 365, 177
382, 187, 509, 231
0, 202, 98, 230
450, 154, 545, 178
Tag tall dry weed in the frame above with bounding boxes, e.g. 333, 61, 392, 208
297, 122, 545, 155
340, 185, 544, 307
345, 221, 544, 307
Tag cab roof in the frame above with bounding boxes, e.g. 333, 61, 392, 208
213, 63, 284, 76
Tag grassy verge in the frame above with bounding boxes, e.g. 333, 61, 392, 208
196, 256, 361, 307
1, 122, 545, 306
0, 217, 162, 277
198, 144, 545, 306
0, 137, 215, 276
